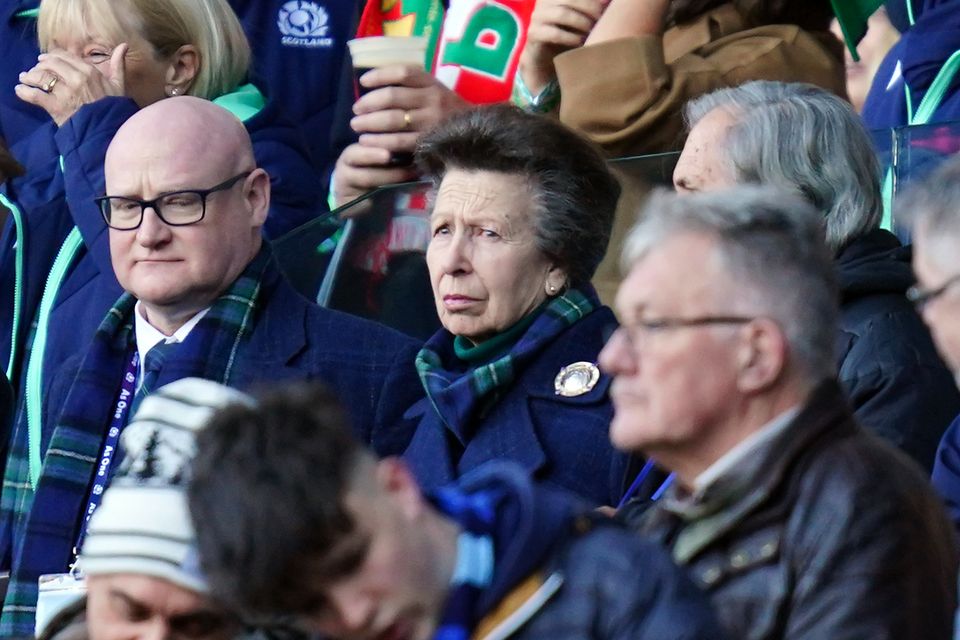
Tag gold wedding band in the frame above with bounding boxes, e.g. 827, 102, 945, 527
402, 111, 412, 129
43, 74, 59, 93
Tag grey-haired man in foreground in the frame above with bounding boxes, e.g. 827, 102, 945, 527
600, 186, 958, 640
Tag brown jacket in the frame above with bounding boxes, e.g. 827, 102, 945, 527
555, 2, 846, 156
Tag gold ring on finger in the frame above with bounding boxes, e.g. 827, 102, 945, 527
402, 111, 412, 129
43, 74, 59, 93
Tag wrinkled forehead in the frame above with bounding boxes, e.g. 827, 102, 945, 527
617, 232, 730, 315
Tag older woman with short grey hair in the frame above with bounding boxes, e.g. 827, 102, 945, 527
671, 80, 960, 471
402, 103, 630, 506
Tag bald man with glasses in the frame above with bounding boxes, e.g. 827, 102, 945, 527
0, 96, 423, 635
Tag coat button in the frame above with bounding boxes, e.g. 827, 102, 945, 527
730, 551, 750, 568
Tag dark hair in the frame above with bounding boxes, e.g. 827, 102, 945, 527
187, 383, 366, 616
416, 104, 620, 287
667, 0, 834, 31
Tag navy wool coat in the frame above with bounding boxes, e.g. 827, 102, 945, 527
403, 306, 630, 507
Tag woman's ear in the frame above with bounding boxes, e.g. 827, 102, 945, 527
165, 44, 199, 96
545, 265, 568, 296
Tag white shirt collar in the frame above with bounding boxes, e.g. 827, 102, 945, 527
134, 302, 210, 359
693, 405, 801, 494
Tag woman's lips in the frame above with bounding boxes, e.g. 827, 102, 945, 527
442, 294, 479, 311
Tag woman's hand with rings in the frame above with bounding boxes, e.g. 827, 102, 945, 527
42, 73, 59, 93
15, 44, 128, 126
350, 64, 469, 156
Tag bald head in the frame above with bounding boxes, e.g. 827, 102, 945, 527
107, 97, 255, 178
104, 96, 271, 336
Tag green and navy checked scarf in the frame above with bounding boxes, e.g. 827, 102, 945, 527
415, 287, 598, 438
0, 248, 272, 637
431, 485, 498, 640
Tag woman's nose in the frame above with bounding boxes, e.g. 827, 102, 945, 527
439, 234, 471, 275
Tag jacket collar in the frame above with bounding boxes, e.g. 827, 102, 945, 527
647, 380, 856, 562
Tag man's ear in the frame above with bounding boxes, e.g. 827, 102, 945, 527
375, 457, 425, 520
735, 317, 787, 393
243, 168, 271, 227
165, 44, 199, 96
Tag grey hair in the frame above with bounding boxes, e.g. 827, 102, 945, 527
899, 155, 960, 250
417, 104, 620, 287
622, 186, 839, 385
684, 81, 883, 253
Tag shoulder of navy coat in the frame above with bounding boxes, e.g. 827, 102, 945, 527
932, 413, 960, 532
232, 269, 424, 456
834, 230, 960, 471
404, 306, 630, 507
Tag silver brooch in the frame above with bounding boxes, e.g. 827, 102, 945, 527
554, 361, 600, 397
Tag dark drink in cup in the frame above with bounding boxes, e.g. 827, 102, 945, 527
347, 36, 428, 167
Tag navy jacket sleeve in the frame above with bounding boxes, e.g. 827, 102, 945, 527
932, 414, 960, 531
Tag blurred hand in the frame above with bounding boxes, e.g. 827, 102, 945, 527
585, 0, 669, 46
332, 143, 419, 212
15, 45, 128, 126
350, 64, 469, 156
519, 0, 609, 94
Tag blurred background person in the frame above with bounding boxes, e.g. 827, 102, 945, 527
187, 381, 723, 640
517, 0, 845, 156
67, 379, 247, 640
862, 0, 960, 129
404, 104, 630, 506
519, 0, 847, 307
830, 7, 901, 113
671, 80, 960, 471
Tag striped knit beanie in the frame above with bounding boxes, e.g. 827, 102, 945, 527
78, 378, 253, 592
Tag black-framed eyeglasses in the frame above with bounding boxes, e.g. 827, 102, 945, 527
906, 273, 960, 311
95, 171, 252, 230
614, 315, 756, 349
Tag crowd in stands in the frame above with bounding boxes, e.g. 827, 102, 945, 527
2, 0, 960, 639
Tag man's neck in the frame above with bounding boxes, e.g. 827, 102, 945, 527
660, 383, 808, 491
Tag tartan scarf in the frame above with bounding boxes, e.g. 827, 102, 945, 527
415, 287, 597, 441
429, 463, 582, 640
0, 248, 272, 637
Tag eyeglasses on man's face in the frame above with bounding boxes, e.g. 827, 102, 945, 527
906, 273, 960, 312
95, 171, 252, 230
611, 315, 757, 351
